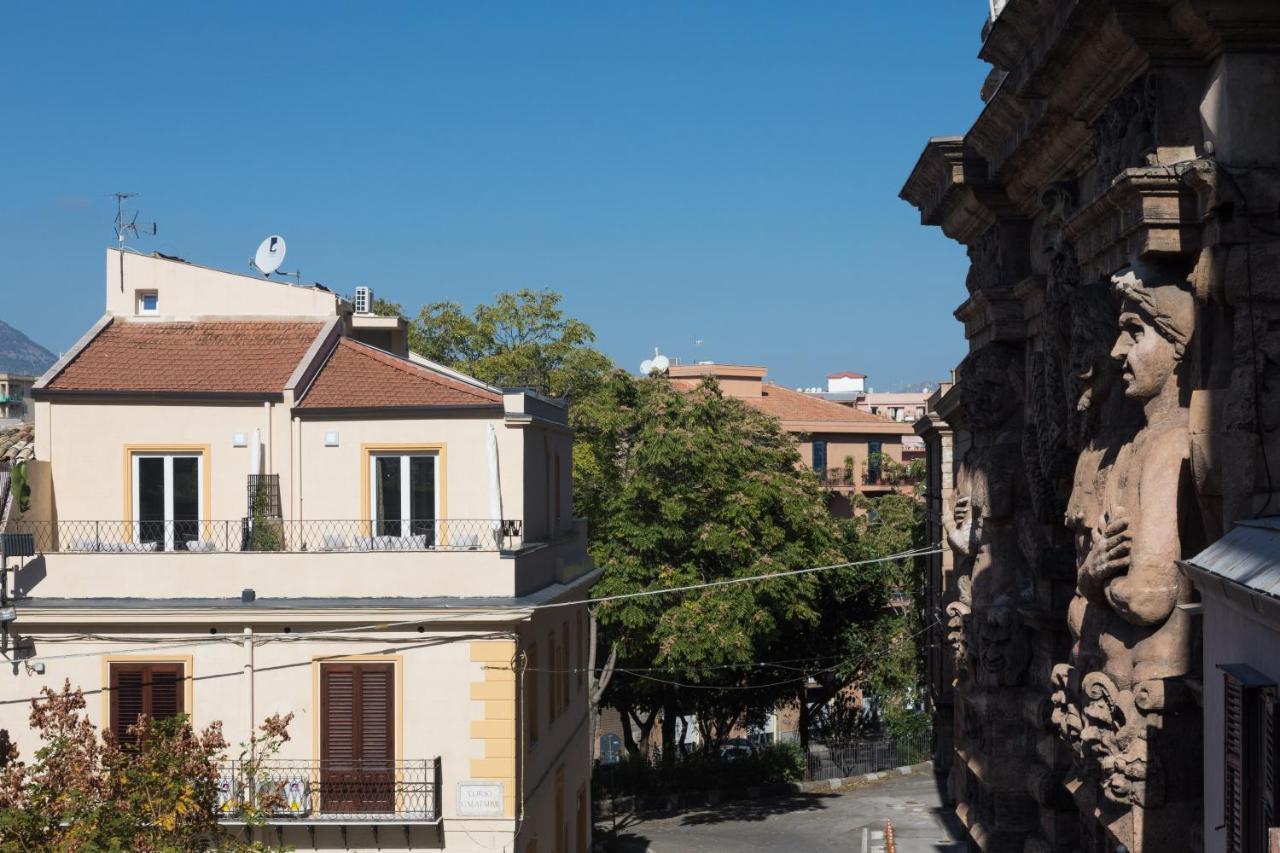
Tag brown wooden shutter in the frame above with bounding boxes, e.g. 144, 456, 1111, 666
1225, 672, 1245, 853
561, 622, 571, 711
109, 662, 185, 748
527, 644, 539, 742
1263, 686, 1277, 840
322, 665, 357, 765
548, 632, 558, 722
321, 663, 394, 765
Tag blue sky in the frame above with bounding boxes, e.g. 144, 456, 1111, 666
0, 2, 987, 391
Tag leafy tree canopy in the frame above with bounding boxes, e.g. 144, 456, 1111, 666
396, 289, 612, 400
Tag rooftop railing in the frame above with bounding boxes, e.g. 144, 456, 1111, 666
218, 758, 441, 824
11, 519, 524, 554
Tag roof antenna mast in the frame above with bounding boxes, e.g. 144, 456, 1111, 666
111, 192, 157, 291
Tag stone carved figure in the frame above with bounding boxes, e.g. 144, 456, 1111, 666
1055, 264, 1199, 824
944, 343, 1034, 689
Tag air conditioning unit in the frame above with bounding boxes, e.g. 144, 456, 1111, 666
354, 286, 374, 315
258, 777, 311, 816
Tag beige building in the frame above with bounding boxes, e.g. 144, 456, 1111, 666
1, 249, 595, 852
0, 372, 34, 421
668, 363, 916, 516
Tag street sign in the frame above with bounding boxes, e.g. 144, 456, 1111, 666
457, 781, 504, 817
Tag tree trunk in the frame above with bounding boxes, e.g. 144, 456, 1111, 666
620, 707, 640, 758
586, 608, 617, 762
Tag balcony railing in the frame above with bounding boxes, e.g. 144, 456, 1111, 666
218, 758, 441, 824
11, 519, 524, 554
0, 394, 23, 404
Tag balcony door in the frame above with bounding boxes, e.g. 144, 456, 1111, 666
370, 452, 437, 538
320, 662, 395, 814
133, 453, 202, 551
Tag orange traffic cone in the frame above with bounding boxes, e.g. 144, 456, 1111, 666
885, 819, 896, 853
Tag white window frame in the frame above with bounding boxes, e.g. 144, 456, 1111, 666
136, 290, 159, 316
369, 452, 440, 538
132, 453, 203, 551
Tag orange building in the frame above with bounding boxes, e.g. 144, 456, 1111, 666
667, 362, 915, 516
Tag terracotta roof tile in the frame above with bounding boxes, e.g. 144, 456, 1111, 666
297, 338, 501, 410
826, 371, 866, 379
46, 320, 323, 395
671, 378, 895, 425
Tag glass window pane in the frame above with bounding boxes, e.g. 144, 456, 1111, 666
172, 457, 199, 546
409, 456, 435, 536
376, 456, 401, 537
138, 457, 165, 546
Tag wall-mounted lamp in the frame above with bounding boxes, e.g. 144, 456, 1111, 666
324, 431, 339, 447
233, 432, 247, 447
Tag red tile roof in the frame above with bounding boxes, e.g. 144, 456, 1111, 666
671, 378, 896, 426
45, 320, 323, 395
826, 371, 866, 379
297, 338, 501, 410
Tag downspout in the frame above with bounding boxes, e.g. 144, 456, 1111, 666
243, 626, 255, 756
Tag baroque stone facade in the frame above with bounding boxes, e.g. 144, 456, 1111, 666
902, 3, 1280, 851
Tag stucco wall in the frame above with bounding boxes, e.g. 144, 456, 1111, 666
104, 249, 339, 320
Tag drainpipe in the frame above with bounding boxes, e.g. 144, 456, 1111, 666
243, 626, 255, 757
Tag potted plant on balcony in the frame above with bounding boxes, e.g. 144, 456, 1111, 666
843, 455, 855, 485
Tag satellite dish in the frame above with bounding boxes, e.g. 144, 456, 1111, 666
652, 355, 670, 373
640, 359, 655, 375
254, 235, 287, 276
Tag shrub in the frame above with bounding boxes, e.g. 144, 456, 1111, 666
593, 742, 805, 801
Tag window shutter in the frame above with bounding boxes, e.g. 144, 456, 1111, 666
323, 665, 357, 766
561, 622, 571, 710
1263, 686, 1277, 843
527, 645, 540, 741
1225, 672, 1245, 853
359, 665, 394, 764
111, 667, 146, 747
109, 662, 185, 749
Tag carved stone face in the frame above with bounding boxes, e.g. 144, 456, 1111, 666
1111, 307, 1178, 401
961, 346, 1022, 431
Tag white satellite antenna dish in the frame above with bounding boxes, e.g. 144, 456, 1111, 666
640, 359, 655, 375
253, 235, 287, 276
652, 354, 670, 373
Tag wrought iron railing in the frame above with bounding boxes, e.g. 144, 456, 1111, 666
11, 519, 524, 554
217, 758, 441, 823
804, 733, 931, 781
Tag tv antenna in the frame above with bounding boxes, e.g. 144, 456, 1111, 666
112, 192, 157, 250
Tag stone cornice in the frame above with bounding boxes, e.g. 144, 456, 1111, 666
954, 288, 1026, 345
1064, 160, 1213, 279
901, 138, 1017, 246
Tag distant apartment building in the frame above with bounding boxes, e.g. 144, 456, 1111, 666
667, 363, 915, 517
0, 372, 34, 421
800, 372, 930, 463
1, 249, 595, 853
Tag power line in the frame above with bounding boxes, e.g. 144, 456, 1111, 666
10, 545, 940, 666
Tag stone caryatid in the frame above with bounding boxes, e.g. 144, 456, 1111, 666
943, 343, 1033, 690
1051, 265, 1200, 845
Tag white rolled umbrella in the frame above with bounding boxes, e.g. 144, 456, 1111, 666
249, 428, 262, 478
486, 423, 503, 535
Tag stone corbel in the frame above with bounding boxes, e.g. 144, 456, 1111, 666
955, 288, 1027, 348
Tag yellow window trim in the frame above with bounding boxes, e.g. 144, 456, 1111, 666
360, 443, 448, 535
121, 444, 213, 526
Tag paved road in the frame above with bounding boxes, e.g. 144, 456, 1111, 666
600, 769, 964, 853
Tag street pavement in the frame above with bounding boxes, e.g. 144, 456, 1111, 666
599, 768, 965, 853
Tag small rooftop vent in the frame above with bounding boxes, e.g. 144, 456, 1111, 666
354, 286, 374, 315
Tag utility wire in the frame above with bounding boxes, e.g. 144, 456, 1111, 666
10, 545, 940, 665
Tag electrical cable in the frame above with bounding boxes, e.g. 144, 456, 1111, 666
10, 545, 940, 665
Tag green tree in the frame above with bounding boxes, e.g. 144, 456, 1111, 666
575, 372, 849, 758
406, 289, 612, 400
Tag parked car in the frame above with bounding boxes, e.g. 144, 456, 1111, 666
719, 738, 755, 762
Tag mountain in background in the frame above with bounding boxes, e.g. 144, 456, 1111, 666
0, 320, 56, 376
892, 379, 942, 394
